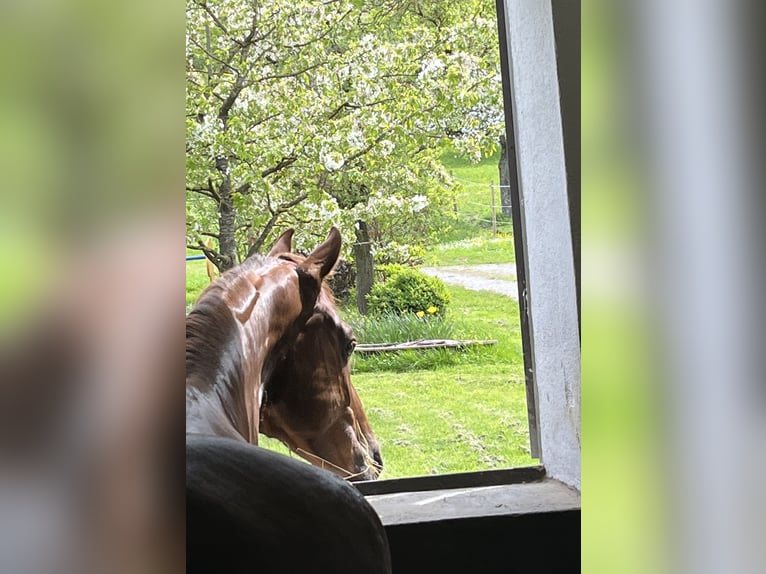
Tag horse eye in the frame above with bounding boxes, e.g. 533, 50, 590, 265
345, 339, 356, 357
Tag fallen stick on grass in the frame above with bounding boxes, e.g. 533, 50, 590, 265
354, 339, 498, 353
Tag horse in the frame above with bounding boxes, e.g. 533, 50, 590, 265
186, 228, 391, 573
260, 229, 383, 481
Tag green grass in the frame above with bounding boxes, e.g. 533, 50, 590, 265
344, 311, 461, 372
335, 285, 530, 478
352, 365, 533, 478
417, 146, 516, 265
438, 147, 514, 240
426, 234, 515, 266
186, 249, 213, 310
186, 261, 209, 310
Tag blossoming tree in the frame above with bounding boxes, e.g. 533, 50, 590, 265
186, 0, 502, 275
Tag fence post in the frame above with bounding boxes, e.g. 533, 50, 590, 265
353, 220, 373, 315
490, 181, 497, 235
450, 170, 458, 216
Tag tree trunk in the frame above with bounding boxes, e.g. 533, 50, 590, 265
216, 156, 239, 272
498, 134, 513, 217
353, 220, 373, 315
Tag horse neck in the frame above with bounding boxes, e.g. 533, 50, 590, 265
186, 294, 272, 443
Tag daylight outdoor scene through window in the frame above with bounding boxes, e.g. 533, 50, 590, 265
185, 0, 532, 480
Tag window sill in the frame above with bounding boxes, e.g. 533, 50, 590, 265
363, 477, 580, 527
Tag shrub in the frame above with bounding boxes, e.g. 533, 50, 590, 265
366, 265, 450, 318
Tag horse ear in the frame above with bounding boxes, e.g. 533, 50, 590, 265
299, 227, 341, 283
267, 229, 295, 257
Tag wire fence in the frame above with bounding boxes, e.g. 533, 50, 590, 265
448, 173, 514, 235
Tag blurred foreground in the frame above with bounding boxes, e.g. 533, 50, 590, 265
0, 0, 185, 572
584, 1, 766, 573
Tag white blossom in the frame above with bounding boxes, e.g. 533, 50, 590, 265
410, 194, 429, 213
418, 56, 445, 80
379, 140, 394, 156
347, 126, 365, 149
320, 151, 345, 171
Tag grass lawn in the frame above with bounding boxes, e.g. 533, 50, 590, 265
426, 235, 515, 266
424, 147, 516, 266
186, 251, 212, 310
351, 365, 533, 478
341, 285, 530, 478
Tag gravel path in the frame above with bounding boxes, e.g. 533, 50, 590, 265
420, 263, 518, 300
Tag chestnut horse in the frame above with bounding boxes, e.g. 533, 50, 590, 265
261, 229, 383, 481
186, 228, 390, 573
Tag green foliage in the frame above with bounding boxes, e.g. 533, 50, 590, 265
345, 311, 459, 372
350, 311, 456, 344
366, 265, 450, 318
185, 0, 503, 263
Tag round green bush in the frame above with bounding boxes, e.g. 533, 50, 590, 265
366, 265, 450, 318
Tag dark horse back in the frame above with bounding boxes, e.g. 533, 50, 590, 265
187, 436, 392, 574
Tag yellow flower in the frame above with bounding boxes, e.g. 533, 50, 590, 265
427, 306, 437, 314
416, 311, 425, 318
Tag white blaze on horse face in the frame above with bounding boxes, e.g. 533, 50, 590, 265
258, 385, 264, 408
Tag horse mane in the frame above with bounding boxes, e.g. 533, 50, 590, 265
185, 254, 275, 394
186, 292, 244, 395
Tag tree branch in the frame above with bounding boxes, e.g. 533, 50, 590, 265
257, 60, 327, 82
198, 1, 229, 35
245, 192, 309, 258
276, 192, 309, 214
246, 214, 280, 258
187, 35, 239, 76
186, 187, 217, 201
218, 74, 246, 124
345, 129, 395, 164
186, 181, 220, 203
188, 240, 227, 270
327, 101, 350, 121
261, 156, 297, 178
285, 7, 354, 49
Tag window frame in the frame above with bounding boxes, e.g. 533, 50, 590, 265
356, 0, 581, 503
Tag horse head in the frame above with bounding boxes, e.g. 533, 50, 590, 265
260, 230, 383, 481
186, 228, 341, 443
